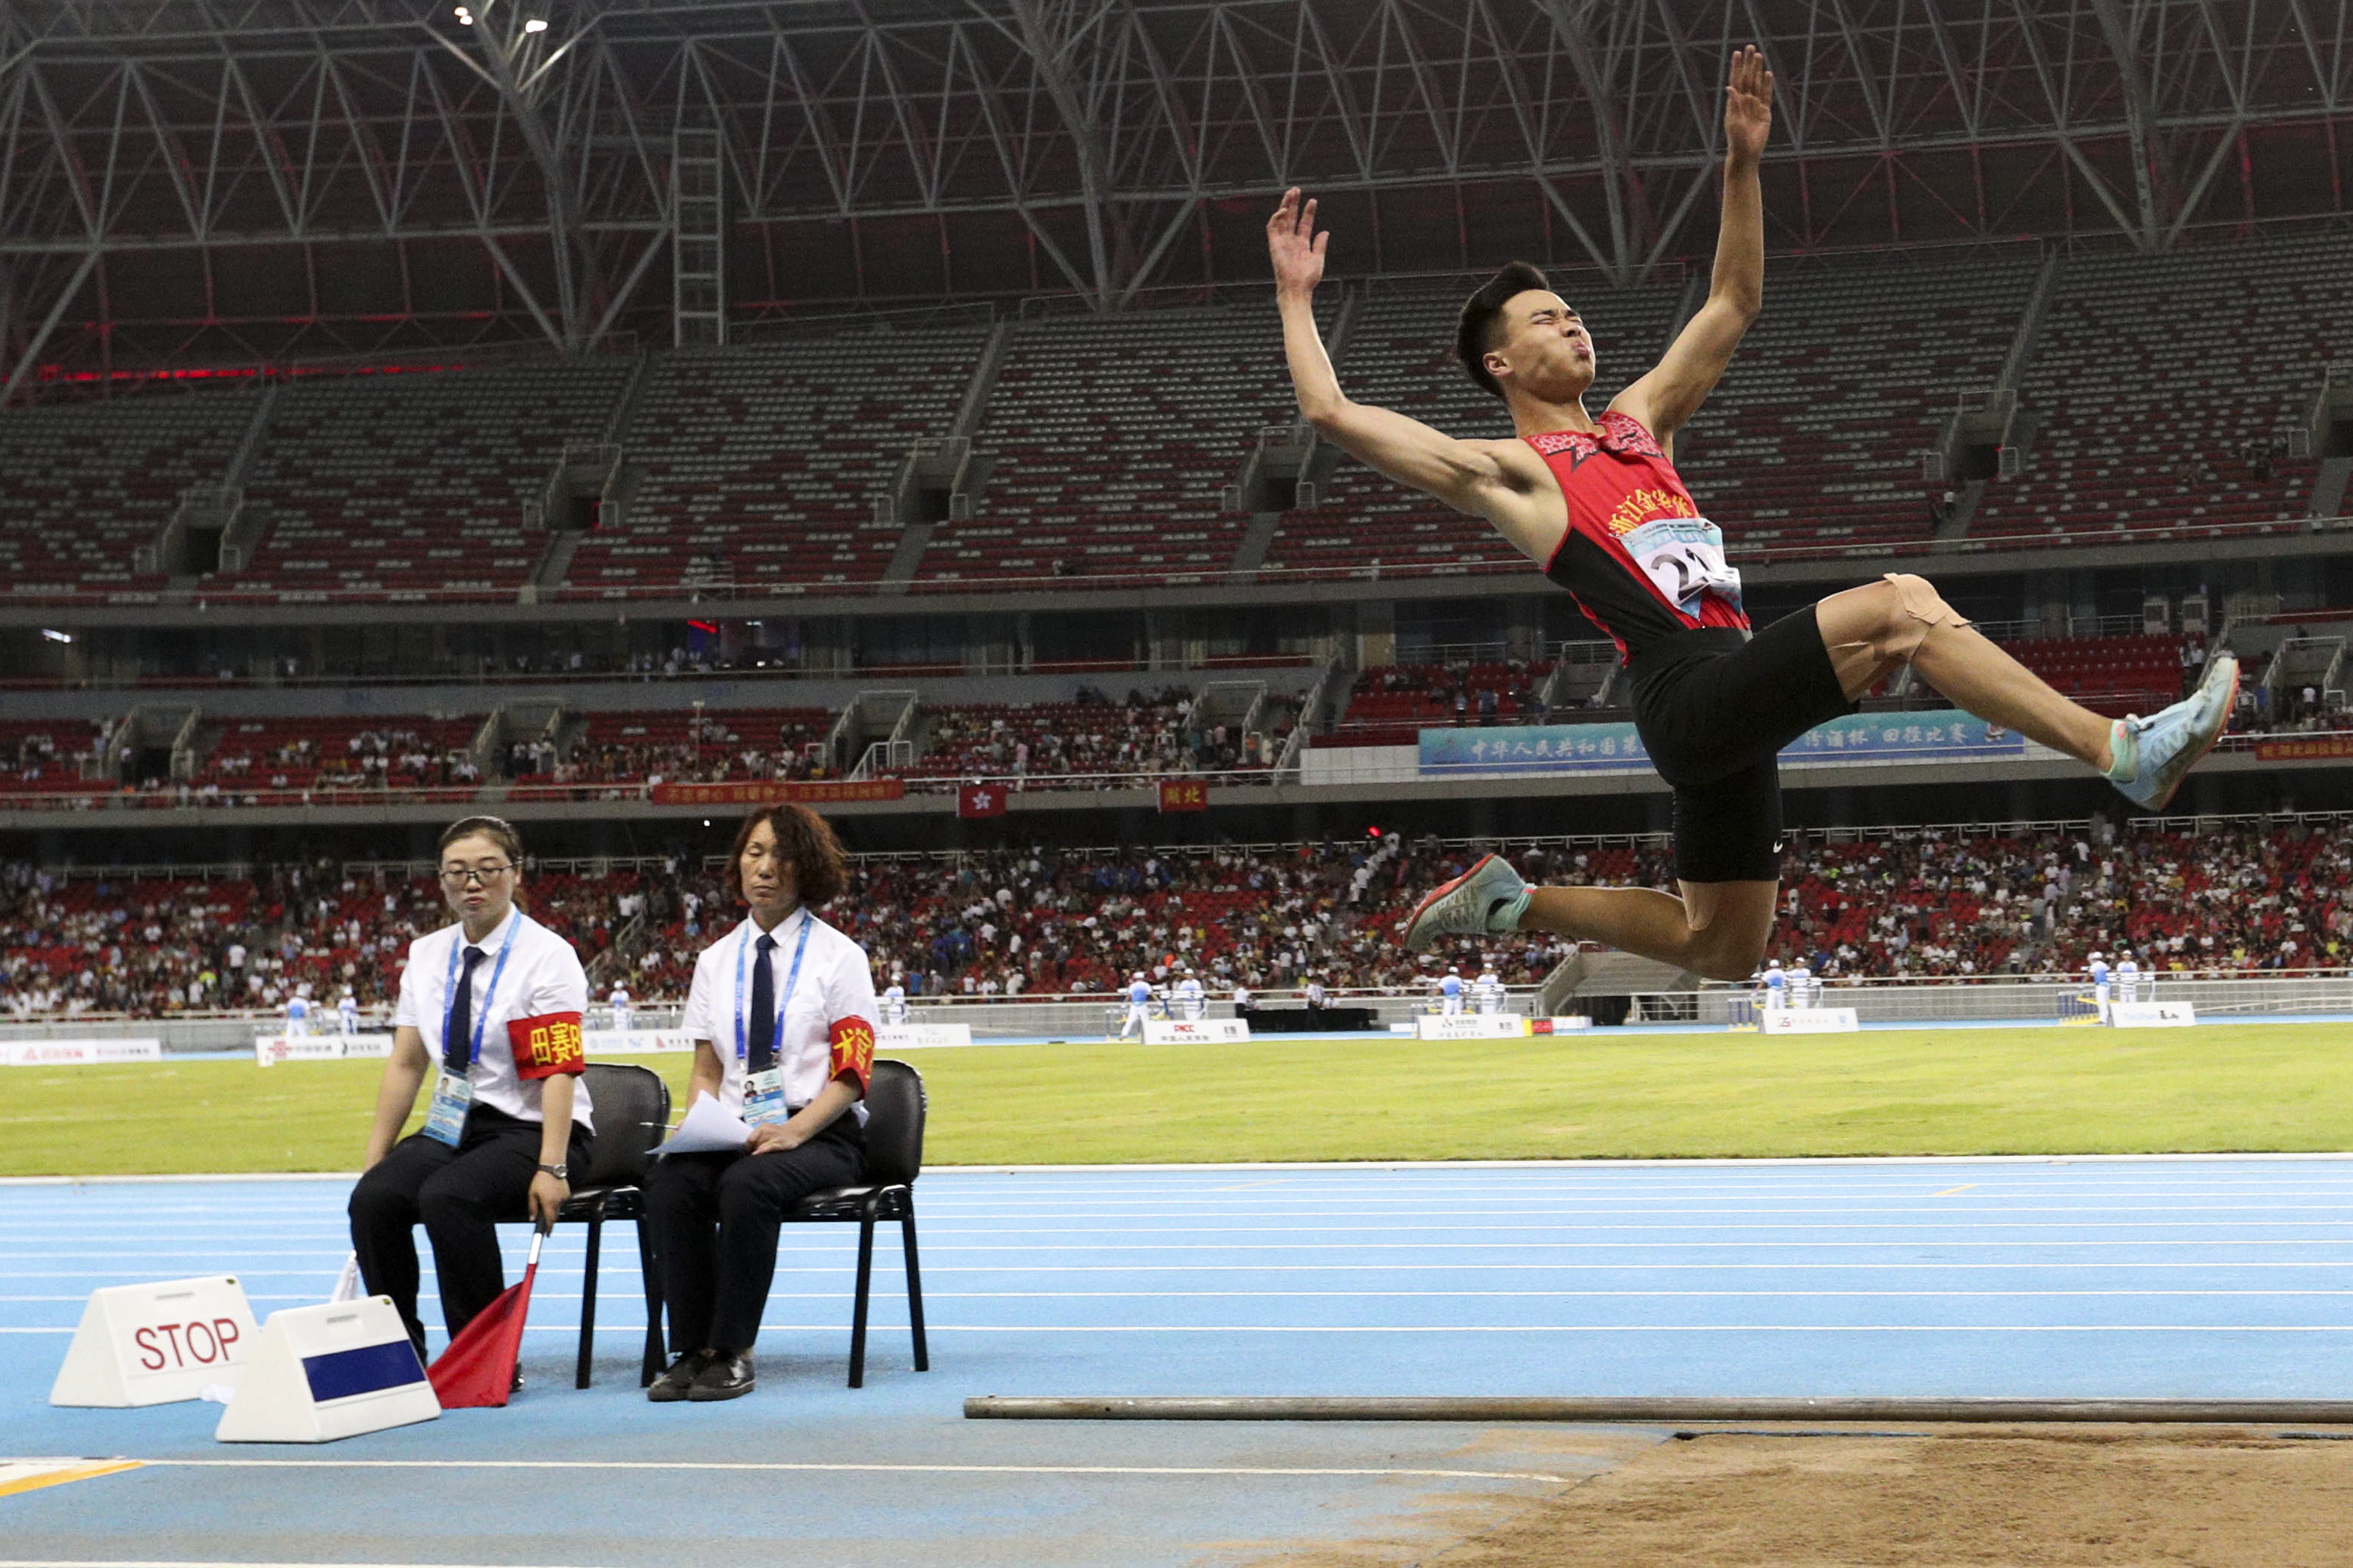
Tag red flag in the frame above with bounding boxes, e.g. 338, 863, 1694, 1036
426, 1223, 547, 1408
1158, 779, 1208, 813
958, 782, 1006, 818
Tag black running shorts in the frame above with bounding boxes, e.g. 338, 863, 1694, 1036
1624, 606, 1857, 883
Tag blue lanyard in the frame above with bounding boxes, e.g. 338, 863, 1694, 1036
733, 912, 814, 1064
441, 913, 522, 1068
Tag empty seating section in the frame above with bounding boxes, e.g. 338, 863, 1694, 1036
1970, 232, 2353, 543
231, 363, 633, 597
1269, 282, 1683, 576
1674, 251, 2040, 556
923, 308, 1304, 583
1999, 634, 2187, 718
572, 330, 987, 594
566, 708, 835, 784
0, 389, 254, 596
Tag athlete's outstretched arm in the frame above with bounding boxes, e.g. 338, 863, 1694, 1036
1614, 46, 1771, 444
1268, 188, 1513, 522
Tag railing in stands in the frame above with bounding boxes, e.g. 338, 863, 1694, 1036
9, 513, 2347, 611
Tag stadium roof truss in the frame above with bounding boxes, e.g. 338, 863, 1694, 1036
2, 0, 2351, 389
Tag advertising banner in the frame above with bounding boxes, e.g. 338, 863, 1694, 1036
1142, 1018, 1251, 1045
2252, 736, 2353, 762
1760, 1007, 1861, 1034
1419, 709, 2026, 776
877, 1023, 976, 1049
254, 1034, 396, 1065
2108, 1001, 2198, 1028
649, 779, 905, 806
2, 1039, 164, 1067
1413, 1013, 1530, 1040
583, 1029, 698, 1055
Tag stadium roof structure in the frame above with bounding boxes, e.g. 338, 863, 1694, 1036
3, 0, 2351, 390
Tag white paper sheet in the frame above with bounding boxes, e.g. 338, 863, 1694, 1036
653, 1091, 751, 1156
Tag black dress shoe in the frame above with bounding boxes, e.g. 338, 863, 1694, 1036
687, 1353, 755, 1401
647, 1352, 709, 1403
510, 1367, 525, 1394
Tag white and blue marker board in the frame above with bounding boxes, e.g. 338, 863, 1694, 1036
214, 1297, 441, 1443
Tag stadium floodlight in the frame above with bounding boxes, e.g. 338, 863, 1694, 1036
524, 17, 548, 31
453, 5, 471, 18
40, 629, 72, 644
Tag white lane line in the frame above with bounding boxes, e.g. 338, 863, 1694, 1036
0, 1287, 2346, 1305
134, 1457, 1581, 1482
18, 1315, 2353, 1336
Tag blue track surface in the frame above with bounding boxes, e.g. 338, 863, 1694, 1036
2, 1157, 2348, 1564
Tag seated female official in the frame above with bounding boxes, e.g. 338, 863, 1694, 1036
645, 802, 877, 1402
348, 815, 594, 1366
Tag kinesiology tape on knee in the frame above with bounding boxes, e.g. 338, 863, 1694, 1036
1880, 573, 1971, 659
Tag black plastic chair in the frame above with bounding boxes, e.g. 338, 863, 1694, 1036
786, 1058, 930, 1388
557, 1061, 670, 1389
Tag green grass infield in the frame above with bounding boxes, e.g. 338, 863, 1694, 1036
2, 1022, 2347, 1178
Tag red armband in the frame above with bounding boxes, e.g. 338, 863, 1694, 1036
828, 1016, 875, 1094
507, 1012, 587, 1079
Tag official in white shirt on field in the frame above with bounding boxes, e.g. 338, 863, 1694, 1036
608, 982, 631, 1036
348, 816, 593, 1364
338, 988, 360, 1036
1119, 974, 1153, 1039
644, 803, 877, 1404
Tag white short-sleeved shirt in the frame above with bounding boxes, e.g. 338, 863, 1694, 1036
394, 907, 594, 1131
681, 909, 879, 1121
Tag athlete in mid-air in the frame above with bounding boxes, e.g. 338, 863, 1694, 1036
1268, 46, 2235, 983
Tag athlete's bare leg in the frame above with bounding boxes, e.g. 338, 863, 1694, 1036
1815, 574, 2114, 769
1518, 880, 1776, 982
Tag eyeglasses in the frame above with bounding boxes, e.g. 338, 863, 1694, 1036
439, 862, 514, 886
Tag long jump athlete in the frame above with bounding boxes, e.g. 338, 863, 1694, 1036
1267, 47, 2237, 982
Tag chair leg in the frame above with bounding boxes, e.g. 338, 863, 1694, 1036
636, 1216, 665, 1388
575, 1209, 603, 1391
847, 1199, 877, 1389
899, 1196, 928, 1374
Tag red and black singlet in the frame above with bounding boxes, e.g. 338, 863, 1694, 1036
1529, 411, 1749, 661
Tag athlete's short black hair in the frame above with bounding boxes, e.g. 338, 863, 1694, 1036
1456, 260, 1554, 399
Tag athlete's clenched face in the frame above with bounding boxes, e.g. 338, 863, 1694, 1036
1482, 290, 1596, 404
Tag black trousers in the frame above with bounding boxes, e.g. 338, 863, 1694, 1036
646, 1115, 865, 1356
348, 1105, 593, 1359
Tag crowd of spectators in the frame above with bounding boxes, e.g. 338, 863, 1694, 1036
556, 710, 836, 788
5, 817, 2351, 1019
910, 687, 1296, 783
1771, 816, 2349, 980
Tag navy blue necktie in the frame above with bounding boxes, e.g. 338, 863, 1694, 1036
444, 944, 485, 1073
748, 932, 778, 1073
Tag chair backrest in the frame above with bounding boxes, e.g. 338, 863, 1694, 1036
578, 1061, 671, 1189
862, 1058, 926, 1187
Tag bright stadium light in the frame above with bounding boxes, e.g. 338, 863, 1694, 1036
523, 17, 548, 31
40, 628, 73, 644
453, 5, 471, 19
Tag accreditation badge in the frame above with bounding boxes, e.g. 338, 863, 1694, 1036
742, 1065, 789, 1128
423, 1069, 474, 1147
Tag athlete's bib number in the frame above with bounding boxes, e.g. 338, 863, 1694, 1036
1623, 516, 1742, 616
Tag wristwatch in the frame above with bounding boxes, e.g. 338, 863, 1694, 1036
536, 1161, 569, 1180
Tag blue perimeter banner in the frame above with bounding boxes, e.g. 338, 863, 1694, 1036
1417, 709, 2025, 775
